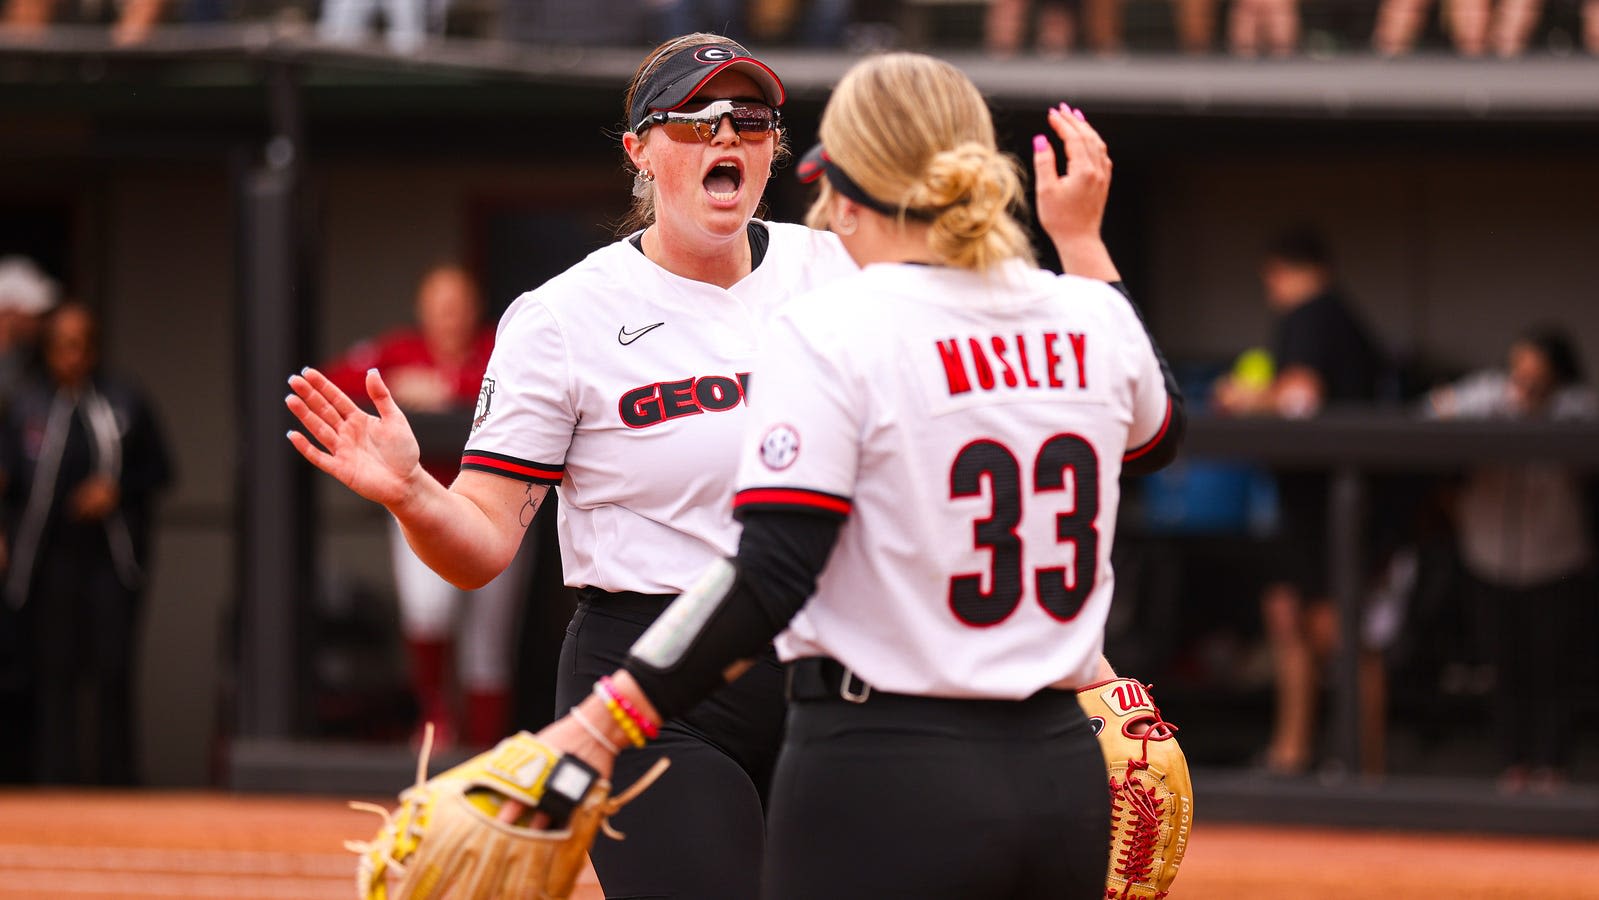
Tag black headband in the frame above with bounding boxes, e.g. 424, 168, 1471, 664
796, 144, 934, 222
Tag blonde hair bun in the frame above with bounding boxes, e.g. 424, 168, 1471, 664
811, 53, 1031, 271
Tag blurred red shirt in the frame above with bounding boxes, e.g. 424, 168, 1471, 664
322, 326, 495, 484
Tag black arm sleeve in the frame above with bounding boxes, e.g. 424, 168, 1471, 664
623, 510, 842, 721
1109, 281, 1186, 477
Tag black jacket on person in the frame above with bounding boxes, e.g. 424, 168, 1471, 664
0, 371, 174, 609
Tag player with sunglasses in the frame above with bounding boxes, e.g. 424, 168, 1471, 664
287, 32, 1136, 899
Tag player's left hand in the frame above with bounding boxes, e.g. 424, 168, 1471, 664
1033, 104, 1120, 282
1033, 103, 1111, 241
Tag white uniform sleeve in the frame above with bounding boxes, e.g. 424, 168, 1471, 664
459, 295, 575, 484
732, 308, 860, 520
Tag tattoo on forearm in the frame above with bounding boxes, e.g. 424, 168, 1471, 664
519, 484, 541, 528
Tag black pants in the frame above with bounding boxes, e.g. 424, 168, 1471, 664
1477, 573, 1587, 771
763, 683, 1109, 900
26, 543, 142, 786
555, 591, 786, 900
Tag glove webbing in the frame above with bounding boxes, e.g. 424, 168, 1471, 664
345, 723, 447, 885
1106, 690, 1179, 900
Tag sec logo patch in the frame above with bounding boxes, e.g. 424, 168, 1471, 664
759, 424, 800, 470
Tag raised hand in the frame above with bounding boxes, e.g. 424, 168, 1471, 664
285, 367, 425, 508
1032, 104, 1120, 281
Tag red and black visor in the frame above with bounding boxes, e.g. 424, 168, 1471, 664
630, 42, 785, 134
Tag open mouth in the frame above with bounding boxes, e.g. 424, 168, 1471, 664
703, 161, 743, 202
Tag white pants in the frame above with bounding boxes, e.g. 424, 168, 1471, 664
388, 517, 526, 690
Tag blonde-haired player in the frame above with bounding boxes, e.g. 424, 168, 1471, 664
539, 52, 1184, 898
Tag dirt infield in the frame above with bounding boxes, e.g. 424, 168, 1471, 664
0, 789, 1595, 898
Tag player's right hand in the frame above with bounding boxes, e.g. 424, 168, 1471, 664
285, 366, 424, 508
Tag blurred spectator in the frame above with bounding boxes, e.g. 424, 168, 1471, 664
319, 0, 436, 52
1372, 0, 1543, 56
1214, 226, 1388, 777
0, 256, 57, 404
1, 0, 56, 35
1426, 327, 1595, 793
985, 0, 1121, 56
1172, 0, 1218, 52
0, 303, 174, 785
0, 0, 221, 44
749, 0, 848, 46
1229, 0, 1298, 56
497, 0, 645, 45
112, 0, 166, 45
646, 0, 745, 44
321, 263, 525, 750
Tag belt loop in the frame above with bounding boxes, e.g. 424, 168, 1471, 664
840, 668, 871, 704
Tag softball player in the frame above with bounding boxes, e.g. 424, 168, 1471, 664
458, 37, 855, 897
537, 53, 1184, 899
288, 35, 1142, 899
293, 33, 847, 897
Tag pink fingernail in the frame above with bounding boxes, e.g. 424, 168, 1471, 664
1074, 107, 1087, 121
1033, 134, 1048, 152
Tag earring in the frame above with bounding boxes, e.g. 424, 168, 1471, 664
632, 169, 655, 199
833, 214, 858, 237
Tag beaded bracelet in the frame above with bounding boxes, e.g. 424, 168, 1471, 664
593, 681, 651, 748
593, 682, 647, 748
570, 705, 620, 755
597, 692, 646, 748
598, 676, 661, 740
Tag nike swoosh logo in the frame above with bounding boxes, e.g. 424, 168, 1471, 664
618, 322, 665, 345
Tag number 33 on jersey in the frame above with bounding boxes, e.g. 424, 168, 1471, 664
732, 262, 1176, 700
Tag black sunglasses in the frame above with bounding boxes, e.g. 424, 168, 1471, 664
634, 99, 782, 143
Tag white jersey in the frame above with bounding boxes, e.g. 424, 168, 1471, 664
733, 260, 1174, 699
463, 221, 856, 595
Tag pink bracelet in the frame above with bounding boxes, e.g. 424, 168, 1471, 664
597, 676, 661, 740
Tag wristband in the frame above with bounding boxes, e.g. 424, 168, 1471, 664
535, 754, 600, 829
